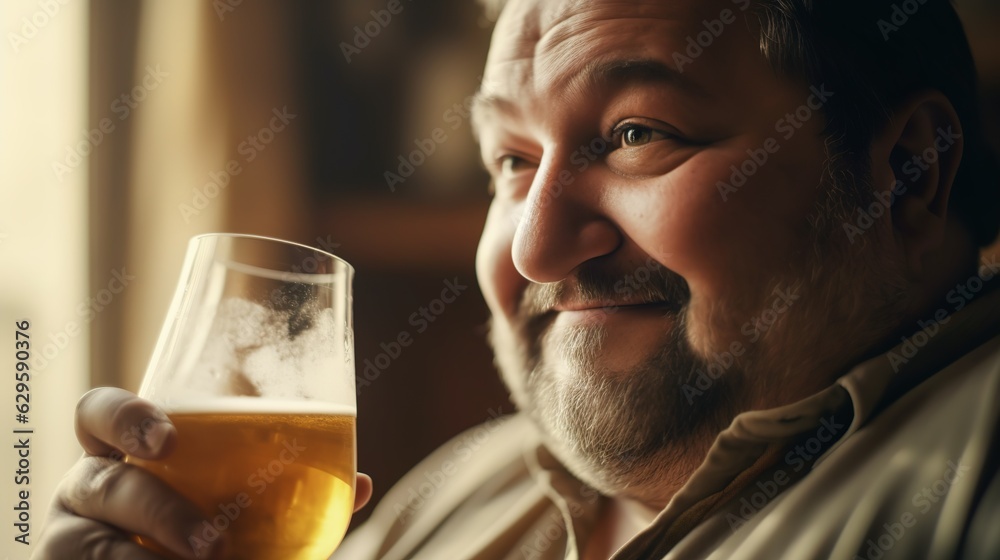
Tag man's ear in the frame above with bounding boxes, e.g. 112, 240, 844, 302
869, 92, 964, 276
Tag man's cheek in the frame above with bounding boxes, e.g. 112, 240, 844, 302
476, 215, 521, 318
623, 175, 726, 285
684, 293, 754, 359
682, 297, 722, 357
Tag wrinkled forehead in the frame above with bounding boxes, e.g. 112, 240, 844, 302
481, 0, 741, 98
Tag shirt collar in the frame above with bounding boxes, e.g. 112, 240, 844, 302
827, 282, 1000, 463
522, 278, 1000, 557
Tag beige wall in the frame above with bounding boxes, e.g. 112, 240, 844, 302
1, 2, 90, 557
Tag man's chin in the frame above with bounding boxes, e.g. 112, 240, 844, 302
489, 306, 745, 503
520, 353, 716, 506
508, 312, 733, 492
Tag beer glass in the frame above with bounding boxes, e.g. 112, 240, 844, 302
128, 233, 356, 559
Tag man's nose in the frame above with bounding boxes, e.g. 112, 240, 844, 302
511, 156, 621, 283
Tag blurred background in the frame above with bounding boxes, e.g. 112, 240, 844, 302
1, 0, 999, 556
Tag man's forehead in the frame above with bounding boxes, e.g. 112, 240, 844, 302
480, 0, 744, 102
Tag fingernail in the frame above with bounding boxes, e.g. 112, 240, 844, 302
144, 420, 175, 452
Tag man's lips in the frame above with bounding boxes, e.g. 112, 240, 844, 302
552, 301, 681, 313
546, 300, 681, 331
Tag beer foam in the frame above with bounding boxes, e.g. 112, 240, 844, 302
163, 396, 356, 416
167, 297, 355, 408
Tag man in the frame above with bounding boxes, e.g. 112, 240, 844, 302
33, 0, 1000, 558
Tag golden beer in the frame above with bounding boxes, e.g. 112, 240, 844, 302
129, 399, 356, 560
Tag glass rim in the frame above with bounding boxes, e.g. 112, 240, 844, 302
191, 232, 355, 274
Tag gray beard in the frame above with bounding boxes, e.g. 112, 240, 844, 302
487, 153, 911, 502
519, 316, 743, 496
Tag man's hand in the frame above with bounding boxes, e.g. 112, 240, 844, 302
32, 387, 373, 559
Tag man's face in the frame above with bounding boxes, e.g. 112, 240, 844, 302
473, 0, 907, 505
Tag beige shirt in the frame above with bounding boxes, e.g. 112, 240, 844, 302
336, 287, 1000, 560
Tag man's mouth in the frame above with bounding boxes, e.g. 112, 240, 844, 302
515, 265, 692, 330
553, 300, 682, 313
544, 301, 683, 331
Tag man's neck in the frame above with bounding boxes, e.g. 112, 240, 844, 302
581, 498, 660, 560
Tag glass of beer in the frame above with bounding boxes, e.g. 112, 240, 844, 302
128, 233, 356, 559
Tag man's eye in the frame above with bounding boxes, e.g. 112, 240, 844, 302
615, 124, 668, 148
498, 155, 531, 176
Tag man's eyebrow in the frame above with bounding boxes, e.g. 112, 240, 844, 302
470, 91, 518, 138
470, 58, 707, 137
580, 58, 708, 97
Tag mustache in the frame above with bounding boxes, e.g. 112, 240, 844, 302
517, 259, 691, 319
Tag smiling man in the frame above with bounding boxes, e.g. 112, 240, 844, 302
33, 0, 1000, 559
